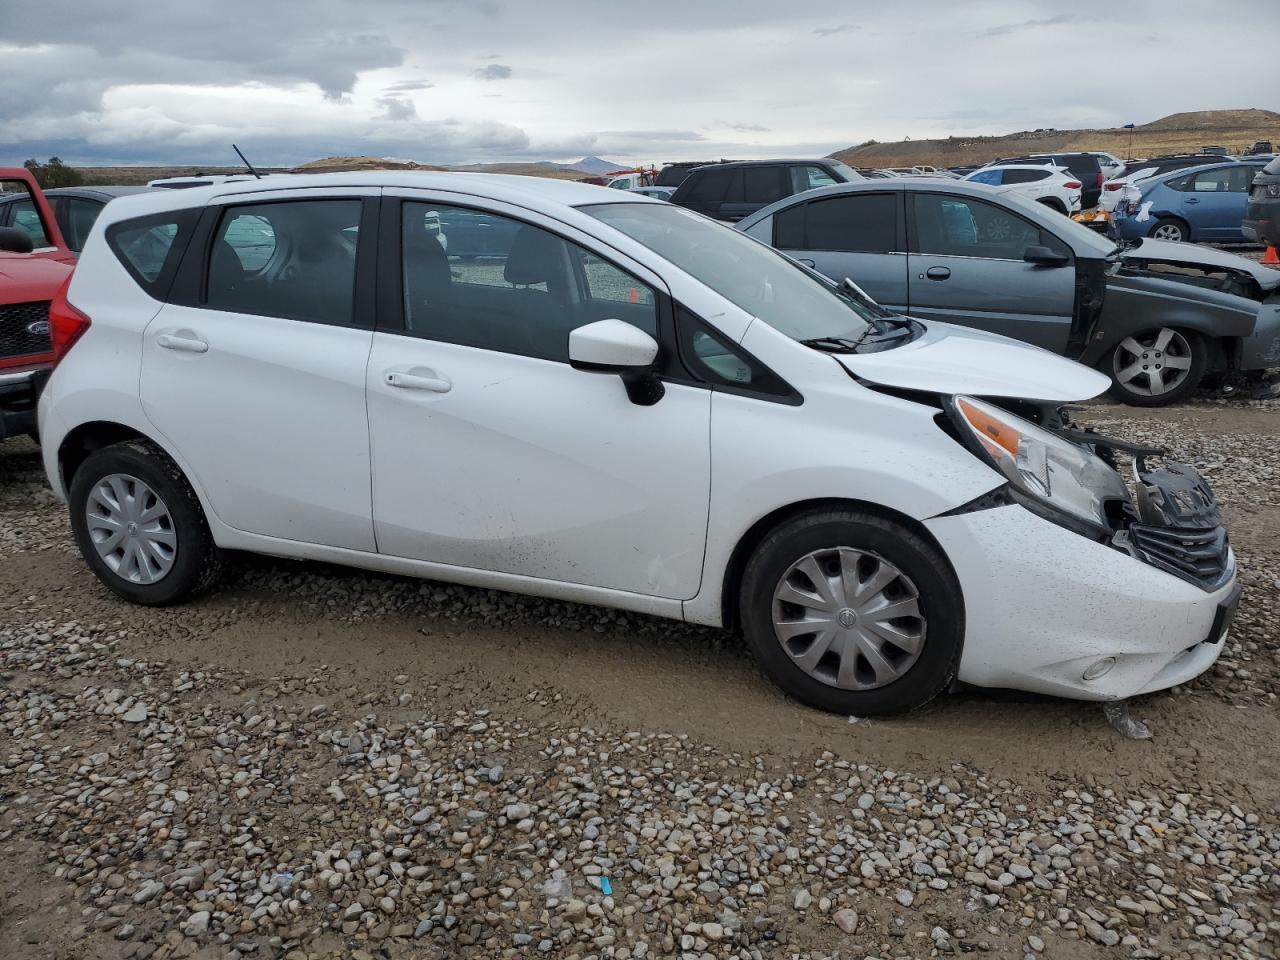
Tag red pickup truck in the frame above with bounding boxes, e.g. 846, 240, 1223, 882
0, 167, 75, 444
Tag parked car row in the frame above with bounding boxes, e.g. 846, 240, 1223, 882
32, 173, 1241, 717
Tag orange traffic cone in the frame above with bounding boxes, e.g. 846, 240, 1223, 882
1264, 245, 1280, 266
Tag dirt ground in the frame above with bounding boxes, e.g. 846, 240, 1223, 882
1, 397, 1277, 960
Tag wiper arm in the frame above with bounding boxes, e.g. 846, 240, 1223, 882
799, 336, 866, 353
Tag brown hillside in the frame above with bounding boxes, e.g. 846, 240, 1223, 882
834, 109, 1280, 169
294, 156, 447, 172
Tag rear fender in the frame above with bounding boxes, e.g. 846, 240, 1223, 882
1080, 273, 1259, 367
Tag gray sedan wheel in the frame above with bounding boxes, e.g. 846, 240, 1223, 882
1106, 327, 1205, 406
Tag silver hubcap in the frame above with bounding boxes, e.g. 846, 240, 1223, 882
1152, 223, 1184, 241
1112, 327, 1193, 397
772, 547, 927, 691
86, 474, 177, 584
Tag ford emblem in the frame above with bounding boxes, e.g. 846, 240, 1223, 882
27, 320, 50, 336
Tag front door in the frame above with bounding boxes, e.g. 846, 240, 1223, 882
906, 191, 1076, 353
366, 195, 711, 600
773, 191, 909, 313
140, 190, 377, 550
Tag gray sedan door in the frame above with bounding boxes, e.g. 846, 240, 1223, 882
906, 192, 1075, 352
772, 191, 909, 313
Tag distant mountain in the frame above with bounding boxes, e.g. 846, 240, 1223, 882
539, 156, 627, 175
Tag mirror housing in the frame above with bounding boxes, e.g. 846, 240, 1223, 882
569, 319, 664, 406
1024, 244, 1070, 267
0, 227, 34, 254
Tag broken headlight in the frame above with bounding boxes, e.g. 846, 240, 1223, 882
949, 396, 1130, 537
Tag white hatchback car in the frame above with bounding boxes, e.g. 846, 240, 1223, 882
38, 174, 1239, 715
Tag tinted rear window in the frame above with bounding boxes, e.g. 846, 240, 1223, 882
105, 209, 200, 298
683, 169, 732, 202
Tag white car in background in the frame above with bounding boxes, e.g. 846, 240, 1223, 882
36, 173, 1238, 716
1091, 152, 1126, 181
962, 164, 1083, 214
1099, 166, 1158, 214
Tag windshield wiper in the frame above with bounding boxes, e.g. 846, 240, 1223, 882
799, 336, 866, 353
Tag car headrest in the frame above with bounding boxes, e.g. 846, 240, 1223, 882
504, 225, 564, 286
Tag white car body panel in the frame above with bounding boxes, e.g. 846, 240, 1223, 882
37, 170, 1235, 708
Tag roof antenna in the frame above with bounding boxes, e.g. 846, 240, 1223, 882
232, 143, 262, 179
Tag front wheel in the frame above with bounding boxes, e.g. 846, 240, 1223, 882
739, 510, 963, 715
1104, 327, 1205, 406
68, 440, 224, 606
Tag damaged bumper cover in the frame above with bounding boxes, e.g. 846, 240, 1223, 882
927, 439, 1236, 701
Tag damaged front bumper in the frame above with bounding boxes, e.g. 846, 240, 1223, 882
926, 452, 1236, 701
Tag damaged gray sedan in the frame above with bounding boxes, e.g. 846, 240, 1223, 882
738, 180, 1280, 405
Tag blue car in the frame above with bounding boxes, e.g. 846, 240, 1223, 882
1114, 160, 1267, 243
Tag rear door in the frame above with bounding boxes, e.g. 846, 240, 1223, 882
721, 166, 786, 222
772, 191, 909, 312
1180, 165, 1256, 240
906, 191, 1076, 352
140, 188, 378, 550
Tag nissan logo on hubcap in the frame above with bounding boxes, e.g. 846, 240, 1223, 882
837, 608, 859, 628
28, 320, 50, 336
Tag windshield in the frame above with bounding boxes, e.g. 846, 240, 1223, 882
583, 201, 883, 342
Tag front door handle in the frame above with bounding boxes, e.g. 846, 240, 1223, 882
156, 333, 209, 354
925, 266, 952, 281
385, 370, 452, 393
1184, 198, 1200, 204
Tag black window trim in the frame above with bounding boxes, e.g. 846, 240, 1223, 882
169, 194, 378, 329
674, 306, 802, 406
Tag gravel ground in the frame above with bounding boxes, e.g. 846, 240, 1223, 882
2, 395, 1279, 960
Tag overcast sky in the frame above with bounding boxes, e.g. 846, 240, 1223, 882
1, 0, 1274, 168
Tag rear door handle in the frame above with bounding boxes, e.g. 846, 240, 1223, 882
925, 266, 952, 281
156, 333, 209, 354
1184, 198, 1200, 204
797, 258, 816, 268
385, 370, 452, 393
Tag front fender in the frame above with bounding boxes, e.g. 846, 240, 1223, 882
1081, 273, 1261, 366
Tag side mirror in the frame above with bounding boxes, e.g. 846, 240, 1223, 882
0, 227, 34, 254
569, 319, 664, 406
1024, 244, 1070, 267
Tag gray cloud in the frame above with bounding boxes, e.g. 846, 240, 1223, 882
725, 122, 770, 133
977, 14, 1070, 38
377, 97, 418, 120
473, 64, 512, 80
384, 80, 435, 93
813, 24, 858, 37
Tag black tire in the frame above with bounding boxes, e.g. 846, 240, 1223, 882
739, 509, 963, 716
67, 440, 223, 606
1103, 328, 1206, 407
1150, 217, 1189, 243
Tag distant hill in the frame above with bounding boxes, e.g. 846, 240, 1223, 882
833, 109, 1280, 169
294, 156, 447, 172
558, 156, 627, 175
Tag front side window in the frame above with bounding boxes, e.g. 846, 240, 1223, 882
911, 193, 1065, 261
583, 202, 883, 344
206, 199, 361, 325
401, 201, 656, 362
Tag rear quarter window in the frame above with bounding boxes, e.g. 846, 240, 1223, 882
105, 209, 200, 299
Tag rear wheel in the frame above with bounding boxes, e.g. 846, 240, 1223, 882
68, 440, 223, 606
1104, 327, 1205, 406
739, 509, 963, 715
1150, 217, 1189, 242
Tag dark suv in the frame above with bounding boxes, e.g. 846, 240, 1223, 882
1243, 154, 1280, 247
991, 152, 1104, 207
669, 159, 862, 222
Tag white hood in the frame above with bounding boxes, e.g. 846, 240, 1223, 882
837, 319, 1110, 402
